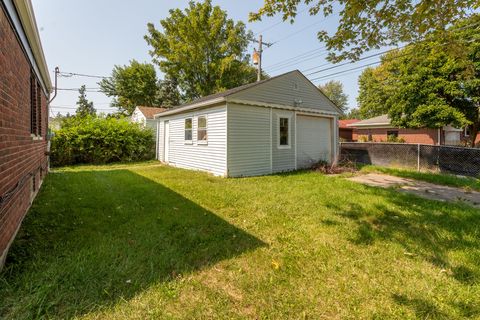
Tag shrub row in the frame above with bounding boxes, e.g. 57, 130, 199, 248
50, 116, 155, 167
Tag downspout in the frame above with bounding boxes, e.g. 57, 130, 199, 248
46, 67, 59, 171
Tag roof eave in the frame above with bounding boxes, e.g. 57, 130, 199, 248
13, 0, 52, 92
154, 97, 226, 118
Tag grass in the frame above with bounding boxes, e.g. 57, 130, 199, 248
1, 163, 479, 319
360, 165, 480, 191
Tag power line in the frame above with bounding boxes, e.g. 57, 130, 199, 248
50, 106, 115, 110
59, 71, 110, 79
308, 34, 480, 83
266, 50, 328, 73
253, 7, 308, 36
304, 47, 401, 77
56, 87, 103, 92
309, 61, 381, 82
264, 46, 326, 69
271, 15, 331, 45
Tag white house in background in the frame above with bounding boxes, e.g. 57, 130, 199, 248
132, 106, 167, 135
153, 70, 341, 177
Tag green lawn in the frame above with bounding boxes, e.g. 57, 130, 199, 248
1, 163, 479, 319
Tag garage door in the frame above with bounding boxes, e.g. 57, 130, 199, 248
296, 115, 332, 168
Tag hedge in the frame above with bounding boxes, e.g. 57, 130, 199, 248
50, 116, 155, 167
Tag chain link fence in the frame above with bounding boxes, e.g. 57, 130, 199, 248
340, 142, 480, 177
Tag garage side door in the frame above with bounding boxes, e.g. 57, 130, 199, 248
296, 115, 332, 168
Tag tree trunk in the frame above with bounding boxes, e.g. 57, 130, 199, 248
470, 121, 479, 148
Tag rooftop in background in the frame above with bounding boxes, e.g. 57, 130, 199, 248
137, 106, 168, 119
339, 119, 359, 129
347, 114, 390, 127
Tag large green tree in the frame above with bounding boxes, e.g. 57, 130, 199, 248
318, 80, 348, 113
358, 15, 480, 146
356, 51, 402, 119
250, 0, 479, 62
156, 76, 181, 108
75, 85, 96, 117
144, 0, 258, 101
99, 60, 158, 115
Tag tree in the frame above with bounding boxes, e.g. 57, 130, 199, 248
75, 85, 96, 117
99, 60, 158, 115
250, 0, 479, 62
343, 108, 361, 120
156, 76, 181, 108
144, 0, 258, 101
318, 80, 348, 113
357, 15, 480, 146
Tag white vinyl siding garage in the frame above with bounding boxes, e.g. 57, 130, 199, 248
155, 70, 340, 177
296, 115, 332, 168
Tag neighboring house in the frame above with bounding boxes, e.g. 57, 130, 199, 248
154, 70, 341, 177
132, 106, 167, 136
348, 114, 478, 145
0, 0, 51, 269
339, 119, 359, 141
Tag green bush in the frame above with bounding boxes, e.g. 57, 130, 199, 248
50, 116, 155, 167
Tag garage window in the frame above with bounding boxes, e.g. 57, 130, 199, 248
279, 117, 290, 147
197, 116, 208, 143
184, 118, 192, 142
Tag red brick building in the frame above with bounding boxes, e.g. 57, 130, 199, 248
349, 114, 479, 146
339, 119, 359, 141
0, 0, 52, 269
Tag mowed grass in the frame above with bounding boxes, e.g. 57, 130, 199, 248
1, 163, 479, 319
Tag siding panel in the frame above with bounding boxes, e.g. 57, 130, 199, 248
297, 115, 332, 168
230, 71, 339, 113
227, 103, 271, 177
272, 110, 296, 172
159, 105, 227, 176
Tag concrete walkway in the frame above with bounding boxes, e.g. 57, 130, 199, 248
348, 173, 480, 208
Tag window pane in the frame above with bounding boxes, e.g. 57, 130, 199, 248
198, 129, 207, 141
185, 130, 192, 141
198, 116, 207, 129
279, 117, 289, 145
185, 118, 192, 129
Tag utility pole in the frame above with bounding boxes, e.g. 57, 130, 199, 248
252, 34, 273, 82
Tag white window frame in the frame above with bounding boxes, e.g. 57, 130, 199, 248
464, 126, 471, 137
277, 115, 291, 149
197, 115, 208, 145
184, 117, 193, 144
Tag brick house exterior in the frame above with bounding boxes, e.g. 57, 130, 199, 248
0, 0, 52, 269
349, 114, 479, 146
339, 119, 359, 141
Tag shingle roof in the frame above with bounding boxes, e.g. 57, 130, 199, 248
339, 119, 360, 128
348, 114, 391, 127
137, 106, 168, 119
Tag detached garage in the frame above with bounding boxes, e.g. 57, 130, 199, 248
154, 70, 340, 177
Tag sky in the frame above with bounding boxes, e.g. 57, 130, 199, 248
31, 0, 387, 116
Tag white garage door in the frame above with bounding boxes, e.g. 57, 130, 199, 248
296, 115, 332, 168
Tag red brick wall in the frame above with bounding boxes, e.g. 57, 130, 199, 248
0, 6, 49, 266
352, 128, 440, 145
339, 128, 353, 141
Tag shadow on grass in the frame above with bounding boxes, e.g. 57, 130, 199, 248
325, 184, 480, 317
0, 169, 265, 319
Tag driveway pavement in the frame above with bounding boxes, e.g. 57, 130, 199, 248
348, 173, 480, 208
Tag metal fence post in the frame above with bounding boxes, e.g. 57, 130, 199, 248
417, 144, 420, 172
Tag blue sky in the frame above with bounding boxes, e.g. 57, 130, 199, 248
31, 0, 385, 116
